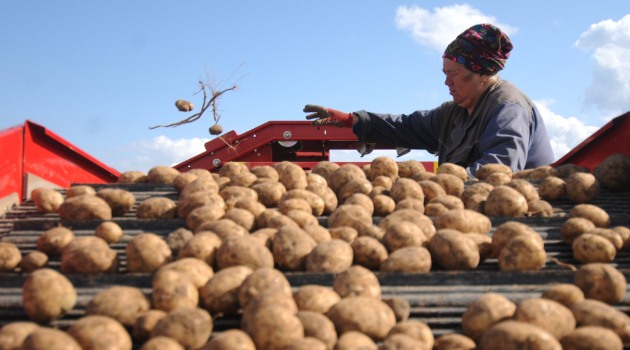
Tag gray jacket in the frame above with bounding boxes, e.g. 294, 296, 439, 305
352, 80, 555, 177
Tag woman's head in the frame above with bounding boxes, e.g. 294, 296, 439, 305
442, 24, 509, 112
443, 23, 512, 75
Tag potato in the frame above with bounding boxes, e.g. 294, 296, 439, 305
158, 257, 214, 289
435, 208, 491, 234
513, 298, 576, 339
461, 182, 494, 203
21, 268, 76, 322
417, 180, 447, 203
179, 176, 220, 198
506, 179, 539, 203
386, 320, 434, 349
68, 315, 133, 349
475, 163, 512, 180
574, 263, 626, 305
584, 227, 624, 249
429, 173, 464, 197
131, 309, 168, 342
176, 232, 221, 267
527, 199, 553, 217
93, 221, 123, 244
334, 331, 377, 350
396, 159, 425, 178
126, 233, 172, 273
61, 236, 118, 274
382, 221, 428, 252
367, 156, 397, 180
279, 197, 311, 214
220, 186, 258, 207
526, 165, 559, 180
372, 194, 396, 216
429, 229, 480, 270
251, 165, 280, 182
498, 234, 546, 271
245, 306, 304, 350
383, 296, 411, 323
484, 171, 512, 186
147, 165, 180, 184
18, 251, 48, 272
36, 226, 74, 256
151, 269, 199, 312
151, 307, 212, 350
541, 283, 585, 308
491, 220, 544, 257
86, 286, 150, 327
572, 233, 616, 263
31, 187, 64, 213
351, 236, 388, 270
461, 293, 516, 341
389, 178, 425, 204
0, 241, 21, 272
328, 164, 367, 195
166, 228, 194, 255
333, 265, 381, 299
306, 239, 353, 273
311, 161, 339, 183
58, 194, 112, 221
380, 246, 432, 273
252, 181, 287, 208
201, 329, 256, 350
378, 209, 435, 239
425, 194, 464, 216
433, 333, 476, 350
172, 172, 201, 193
566, 172, 600, 203
360, 224, 386, 240
571, 299, 630, 343
328, 204, 373, 234
275, 161, 308, 190
484, 185, 528, 217
467, 233, 493, 262
117, 170, 147, 183
371, 175, 394, 190
344, 193, 374, 215
0, 321, 40, 350
136, 197, 177, 219
22, 327, 81, 350
96, 188, 136, 216
307, 183, 338, 214
560, 326, 623, 350
539, 176, 566, 201
216, 235, 274, 270
281, 189, 326, 216
560, 217, 596, 245
613, 225, 630, 249
177, 191, 224, 219
479, 320, 561, 350
297, 311, 337, 349
238, 267, 293, 309
219, 162, 248, 179
67, 185, 97, 198
326, 296, 396, 341
200, 265, 253, 315
569, 204, 610, 228
293, 285, 340, 314
379, 333, 427, 350
230, 172, 258, 188
555, 163, 589, 179
594, 154, 630, 190
436, 163, 467, 181
338, 178, 373, 203
141, 336, 185, 350
395, 198, 425, 213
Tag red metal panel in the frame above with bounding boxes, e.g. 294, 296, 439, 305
0, 124, 25, 203
553, 112, 630, 172
22, 120, 120, 188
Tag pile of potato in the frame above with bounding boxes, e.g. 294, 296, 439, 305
0, 154, 628, 349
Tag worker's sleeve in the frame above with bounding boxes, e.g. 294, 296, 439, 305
351, 109, 440, 153
467, 102, 532, 176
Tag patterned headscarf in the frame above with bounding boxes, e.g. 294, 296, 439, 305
443, 24, 512, 75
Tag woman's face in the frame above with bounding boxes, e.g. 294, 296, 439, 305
442, 58, 487, 113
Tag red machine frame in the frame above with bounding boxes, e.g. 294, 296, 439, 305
173, 121, 437, 172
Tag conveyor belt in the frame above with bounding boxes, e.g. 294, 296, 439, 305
1, 182, 629, 346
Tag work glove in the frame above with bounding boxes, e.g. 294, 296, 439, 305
304, 104, 354, 128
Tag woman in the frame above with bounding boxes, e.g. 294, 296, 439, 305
304, 23, 554, 178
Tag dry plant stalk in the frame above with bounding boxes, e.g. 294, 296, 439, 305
149, 82, 237, 130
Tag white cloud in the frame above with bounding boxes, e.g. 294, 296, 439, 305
394, 4, 517, 52
108, 135, 209, 173
574, 15, 630, 115
534, 100, 600, 160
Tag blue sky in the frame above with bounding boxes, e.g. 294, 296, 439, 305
1, 1, 629, 173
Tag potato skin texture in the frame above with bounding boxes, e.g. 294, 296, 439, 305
479, 320, 562, 350
560, 326, 623, 350
573, 263, 627, 305
461, 293, 516, 341
566, 172, 600, 203
22, 268, 77, 323
326, 296, 396, 342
